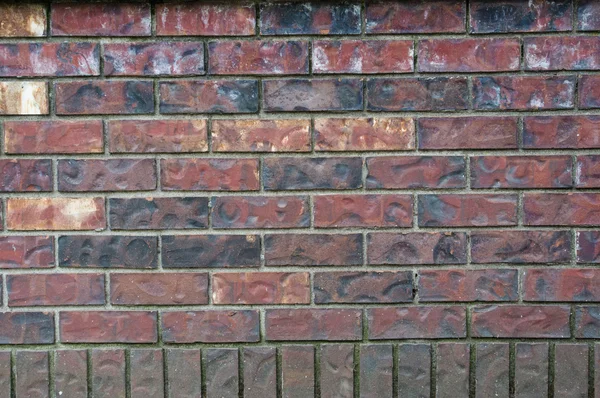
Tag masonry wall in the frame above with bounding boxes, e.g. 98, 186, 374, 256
0, 1, 599, 397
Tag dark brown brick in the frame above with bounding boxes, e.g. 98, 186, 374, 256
58, 159, 156, 192
366, 1, 465, 33
212, 119, 311, 152
266, 309, 362, 341
360, 345, 393, 398
264, 157, 362, 190
368, 306, 466, 339
282, 346, 314, 398
524, 193, 600, 226
166, 349, 201, 398
55, 350, 87, 398
576, 155, 600, 187
60, 311, 157, 343
162, 310, 259, 343
523, 115, 600, 149
314, 271, 413, 304
524, 268, 600, 301
398, 344, 431, 398
212, 272, 310, 305
366, 156, 466, 189
52, 3, 150, 36
243, 347, 276, 398
263, 79, 363, 111
130, 350, 164, 398
109, 197, 209, 230
515, 343, 549, 398
162, 235, 260, 268
554, 344, 589, 397
577, 231, 600, 263
320, 345, 354, 398
418, 194, 517, 227
475, 343, 509, 398
15, 351, 49, 398
575, 306, 600, 338
579, 75, 600, 108
0, 312, 54, 344
7, 273, 105, 306
419, 269, 518, 302
471, 305, 570, 338
212, 196, 309, 228
157, 3, 255, 36
91, 350, 125, 398
205, 348, 239, 398
0, 236, 53, 269
110, 272, 208, 305
579, 0, 600, 30
368, 232, 467, 265
261, 3, 360, 35
161, 158, 259, 191
436, 344, 470, 398
265, 233, 363, 266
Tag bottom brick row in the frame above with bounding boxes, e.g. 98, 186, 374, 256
3, 343, 598, 398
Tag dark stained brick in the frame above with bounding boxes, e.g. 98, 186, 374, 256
360, 344, 393, 398
266, 309, 362, 341
366, 156, 466, 189
515, 343, 549, 398
314, 271, 413, 303
579, 75, 600, 108
162, 310, 259, 343
263, 79, 363, 111
398, 344, 431, 398
212, 196, 309, 229
368, 306, 466, 339
578, 0, 600, 30
162, 235, 260, 268
577, 231, 600, 263
366, 1, 465, 33
575, 306, 600, 338
320, 345, 354, 398
15, 351, 49, 398
471, 305, 570, 338
109, 197, 209, 230
0, 236, 54, 269
91, 350, 125, 398
265, 233, 363, 266
161, 158, 259, 191
55, 350, 87, 398
282, 346, 314, 398
130, 349, 163, 398
418, 194, 517, 227
475, 343, 509, 398
205, 348, 239, 398
368, 232, 467, 265
243, 347, 276, 398
58, 159, 156, 192
166, 349, 201, 398
261, 3, 360, 35
419, 117, 518, 150
0, 159, 51, 192
419, 269, 518, 302
554, 344, 589, 397
0, 312, 54, 344
264, 157, 362, 190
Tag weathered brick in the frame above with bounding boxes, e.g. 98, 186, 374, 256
110, 273, 208, 305
367, 156, 465, 189
282, 346, 314, 398
58, 159, 156, 192
263, 79, 363, 111
159, 80, 258, 113
436, 344, 470, 398
320, 345, 354, 398
157, 3, 255, 36
264, 157, 362, 190
15, 351, 49, 398
166, 349, 201, 398
0, 352, 10, 396
205, 349, 239, 397
315, 118, 415, 151
398, 344, 431, 398
419, 194, 517, 227
0, 4, 46, 37
0, 159, 52, 192
577, 155, 600, 187
52, 3, 150, 36
162, 158, 259, 191
109, 197, 209, 230
419, 38, 520, 72
314, 271, 413, 304
578, 0, 600, 30
7, 198, 105, 231
524, 193, 600, 225
419, 117, 518, 149
579, 75, 600, 108
212, 272, 310, 304
368, 306, 466, 339
367, 77, 468, 111
554, 344, 589, 397
471, 305, 570, 338
213, 119, 310, 152
419, 269, 518, 302
577, 231, 600, 263
575, 306, 600, 338
7, 273, 104, 306
162, 235, 260, 268
474, 344, 509, 398
526, 37, 600, 70
360, 345, 393, 398
162, 310, 259, 343
313, 40, 413, 73
596, 344, 600, 398
0, 236, 54, 269
104, 42, 204, 76
243, 347, 276, 398
515, 343, 549, 398
55, 350, 87, 398
523, 115, 600, 149
130, 350, 163, 398
265, 233, 363, 266
5, 120, 103, 154
212, 196, 309, 228
366, 1, 465, 33
91, 350, 125, 398
60, 311, 157, 343
59, 235, 158, 269
368, 232, 467, 265
0, 81, 48, 115
524, 268, 600, 301
0, 312, 54, 344
261, 3, 360, 35
266, 309, 362, 341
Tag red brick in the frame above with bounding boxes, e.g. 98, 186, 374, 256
130, 350, 164, 398
419, 117, 518, 149
0, 236, 54, 269
161, 158, 259, 191
471, 305, 570, 338
55, 350, 87, 398
5, 120, 103, 154
368, 232, 467, 265
366, 1, 465, 33
166, 349, 201, 398
368, 306, 466, 339
162, 310, 259, 343
419, 269, 518, 302
577, 231, 600, 263
162, 235, 260, 268
212, 196, 309, 229
266, 309, 362, 341
419, 38, 520, 72
110, 273, 208, 305
0, 312, 54, 344
205, 349, 239, 397
575, 306, 600, 338
7, 198, 105, 231
212, 272, 310, 305
577, 155, 600, 187
579, 0, 600, 30
360, 344, 393, 398
159, 80, 258, 113
212, 119, 311, 152
525, 37, 600, 70
209, 40, 308, 75
314, 271, 413, 303
7, 273, 104, 306
314, 194, 413, 228
475, 343, 509, 398
579, 75, 600, 108
15, 351, 49, 398
436, 343, 470, 397
524, 193, 600, 226
91, 350, 125, 398
320, 345, 354, 398
366, 156, 466, 189
104, 42, 204, 76
52, 3, 150, 36
260, 3, 360, 35
473, 76, 575, 110
554, 344, 589, 397
265, 233, 363, 266
515, 343, 549, 397
471, 155, 572, 188
60, 311, 157, 343
0, 4, 46, 37
109, 197, 208, 230
523, 115, 600, 148
313, 40, 413, 74
315, 118, 414, 151
58, 159, 156, 192
524, 268, 600, 301
0, 81, 48, 115
264, 157, 362, 190
264, 79, 363, 111
419, 194, 517, 227
282, 346, 315, 398
0, 159, 52, 192
157, 3, 255, 36
243, 347, 276, 398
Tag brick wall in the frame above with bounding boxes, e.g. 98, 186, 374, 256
0, 1, 599, 396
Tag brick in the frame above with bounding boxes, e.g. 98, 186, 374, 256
212, 196, 309, 228
419, 38, 520, 72
159, 80, 258, 114
261, 3, 360, 35
209, 40, 308, 75
367, 77, 468, 111
0, 236, 54, 269
130, 350, 163, 398
91, 350, 125, 398
436, 344, 470, 398
282, 346, 314, 398
157, 3, 255, 36
55, 81, 154, 115
579, 75, 600, 108
266, 309, 362, 341
5, 120, 103, 154
0, 159, 52, 192
104, 42, 204, 76
60, 311, 157, 343
7, 273, 104, 306
313, 40, 413, 74
264, 157, 362, 190
265, 233, 363, 266
205, 349, 239, 397
55, 350, 87, 398
367, 156, 465, 189
59, 235, 158, 269
320, 345, 354, 398
212, 272, 310, 305
577, 155, 600, 187
524, 268, 600, 301
419, 269, 518, 302
108, 119, 207, 153
366, 1, 465, 33
471, 305, 570, 338
314, 194, 412, 228
7, 198, 105, 231
315, 271, 413, 304
15, 351, 49, 398
475, 343, 509, 398
575, 306, 600, 337
419, 117, 518, 149
161, 158, 259, 191
473, 76, 575, 110
515, 343, 549, 398
578, 231, 600, 263
162, 235, 260, 268
58, 159, 156, 192
263, 79, 362, 111
471, 230, 572, 264
0, 4, 46, 37
0, 352, 9, 398
110, 273, 208, 305
368, 306, 466, 339
524, 193, 600, 225
523, 115, 600, 149
109, 197, 209, 230
162, 310, 259, 343
398, 344, 431, 398
315, 117, 415, 151
0, 81, 48, 115
470, 0, 572, 33
360, 345, 393, 398
243, 347, 276, 398
526, 37, 600, 71
368, 232, 467, 265
554, 344, 589, 397
166, 349, 201, 398
578, 0, 600, 30
213, 119, 310, 152
597, 345, 600, 398
418, 194, 517, 227
0, 312, 54, 344
52, 3, 150, 36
